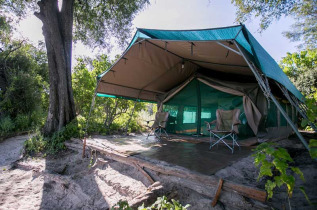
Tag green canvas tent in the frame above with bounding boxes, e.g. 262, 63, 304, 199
93, 24, 312, 147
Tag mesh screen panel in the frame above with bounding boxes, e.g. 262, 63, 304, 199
163, 79, 254, 139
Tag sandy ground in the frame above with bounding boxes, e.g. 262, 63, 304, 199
0, 135, 30, 171
0, 139, 152, 209
0, 134, 316, 210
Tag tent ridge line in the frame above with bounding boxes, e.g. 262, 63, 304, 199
143, 38, 236, 43
138, 24, 242, 32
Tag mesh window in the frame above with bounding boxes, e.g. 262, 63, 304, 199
163, 79, 198, 135
266, 101, 278, 127
163, 79, 255, 138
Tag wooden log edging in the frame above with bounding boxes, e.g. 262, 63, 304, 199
212, 178, 223, 207
65, 140, 267, 203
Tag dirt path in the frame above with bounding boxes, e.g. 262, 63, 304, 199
0, 135, 30, 171
0, 136, 154, 210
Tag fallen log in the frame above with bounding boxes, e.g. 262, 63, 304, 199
130, 181, 163, 208
134, 162, 155, 184
65, 140, 267, 203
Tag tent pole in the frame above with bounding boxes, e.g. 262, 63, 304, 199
124, 99, 138, 135
196, 79, 202, 135
233, 41, 309, 151
275, 82, 317, 132
85, 91, 97, 137
216, 42, 241, 56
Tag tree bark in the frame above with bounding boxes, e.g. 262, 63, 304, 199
35, 0, 76, 136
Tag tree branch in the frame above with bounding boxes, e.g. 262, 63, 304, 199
2, 40, 25, 61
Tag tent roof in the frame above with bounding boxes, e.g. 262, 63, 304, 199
97, 25, 304, 102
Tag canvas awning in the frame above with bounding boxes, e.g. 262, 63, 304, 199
96, 25, 304, 103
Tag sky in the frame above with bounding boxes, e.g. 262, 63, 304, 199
15, 0, 300, 65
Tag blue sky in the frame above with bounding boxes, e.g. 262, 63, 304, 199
16, 0, 300, 64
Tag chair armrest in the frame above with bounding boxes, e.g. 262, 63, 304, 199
233, 121, 241, 126
231, 120, 242, 130
205, 120, 216, 130
158, 120, 168, 127
204, 120, 217, 125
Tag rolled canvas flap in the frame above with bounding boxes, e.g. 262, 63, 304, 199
197, 77, 262, 134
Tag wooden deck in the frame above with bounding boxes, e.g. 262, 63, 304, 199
164, 134, 258, 147
65, 136, 267, 204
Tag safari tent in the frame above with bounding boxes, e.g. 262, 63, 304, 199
92, 24, 313, 147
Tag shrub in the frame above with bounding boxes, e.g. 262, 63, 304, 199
24, 133, 46, 154
15, 114, 30, 131
25, 116, 87, 155
253, 143, 305, 199
309, 139, 317, 159
0, 116, 15, 136
111, 196, 190, 210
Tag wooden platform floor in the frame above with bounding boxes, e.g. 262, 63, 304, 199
163, 134, 258, 147
86, 134, 254, 175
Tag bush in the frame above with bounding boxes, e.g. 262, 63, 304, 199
253, 143, 305, 199
15, 114, 30, 131
111, 196, 190, 210
0, 116, 15, 136
24, 116, 86, 155
30, 110, 46, 129
24, 132, 46, 154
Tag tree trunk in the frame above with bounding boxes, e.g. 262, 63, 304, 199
35, 0, 76, 136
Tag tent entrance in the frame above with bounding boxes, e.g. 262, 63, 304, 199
163, 79, 254, 139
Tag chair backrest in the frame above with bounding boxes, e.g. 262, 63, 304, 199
152, 112, 169, 128
215, 109, 241, 133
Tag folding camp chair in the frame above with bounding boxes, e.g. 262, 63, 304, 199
205, 109, 241, 153
146, 112, 169, 139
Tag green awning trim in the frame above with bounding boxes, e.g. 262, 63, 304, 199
96, 93, 156, 103
97, 25, 304, 102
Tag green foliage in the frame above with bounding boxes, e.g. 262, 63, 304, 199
111, 196, 190, 210
232, 0, 317, 49
0, 71, 42, 116
72, 56, 146, 135
24, 116, 86, 155
24, 132, 46, 154
1, 0, 149, 49
283, 0, 317, 49
46, 117, 85, 153
0, 116, 15, 135
253, 143, 305, 199
111, 200, 132, 210
300, 93, 317, 129
308, 139, 317, 159
280, 49, 317, 129
14, 114, 30, 131
0, 38, 48, 136
280, 49, 317, 96
73, 0, 149, 48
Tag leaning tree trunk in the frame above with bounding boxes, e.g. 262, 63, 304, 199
35, 0, 76, 136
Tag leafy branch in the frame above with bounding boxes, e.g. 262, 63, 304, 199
253, 143, 305, 199
111, 196, 190, 210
